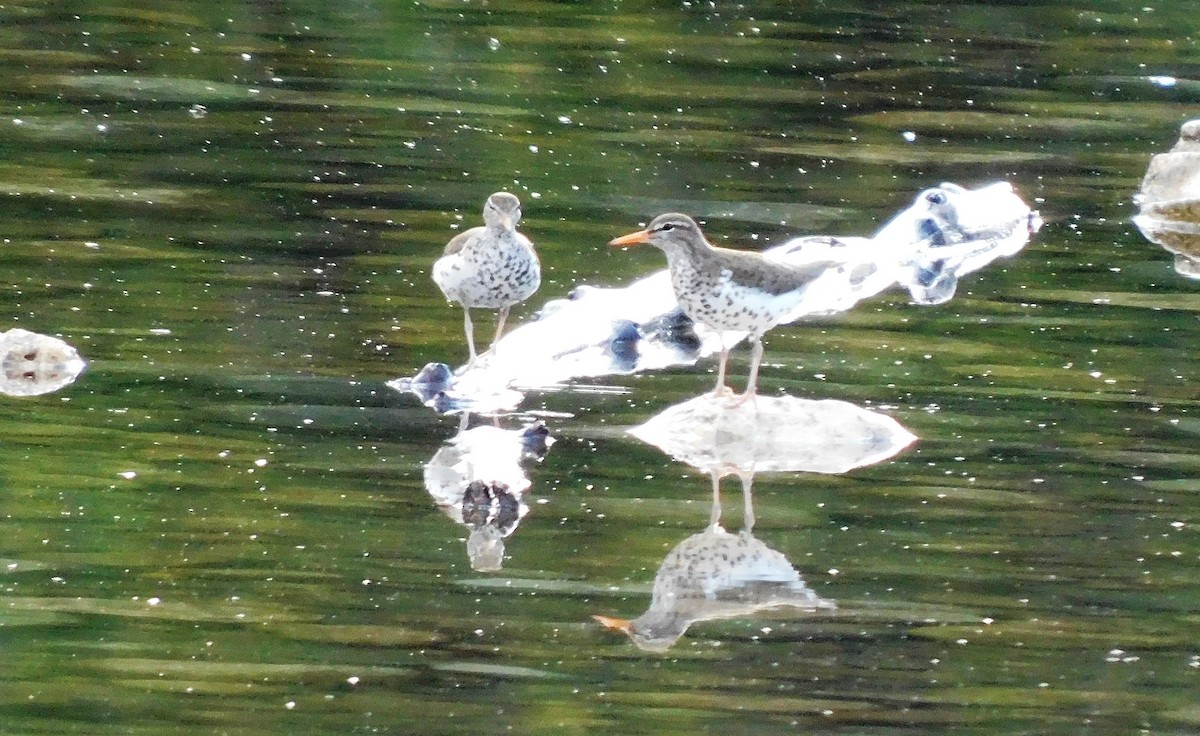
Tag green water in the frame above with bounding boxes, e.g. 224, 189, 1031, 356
1, 1, 1198, 734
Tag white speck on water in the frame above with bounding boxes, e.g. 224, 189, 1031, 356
147, 597, 161, 606
284, 701, 296, 710
254, 458, 268, 467
528, 145, 539, 153
1147, 75, 1176, 87
487, 37, 501, 51
902, 131, 917, 142
347, 676, 360, 685
557, 115, 572, 124
119, 471, 137, 480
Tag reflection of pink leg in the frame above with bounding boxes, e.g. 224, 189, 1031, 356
709, 470, 723, 527
739, 471, 755, 533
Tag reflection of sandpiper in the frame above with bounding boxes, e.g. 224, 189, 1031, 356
594, 469, 835, 652
459, 480, 525, 570
433, 192, 541, 366
424, 417, 552, 571
595, 392, 913, 650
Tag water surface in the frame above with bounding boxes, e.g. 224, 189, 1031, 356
1, 2, 1198, 735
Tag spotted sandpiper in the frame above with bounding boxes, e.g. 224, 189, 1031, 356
433, 192, 541, 365
609, 213, 836, 399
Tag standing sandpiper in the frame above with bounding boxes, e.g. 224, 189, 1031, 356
433, 192, 541, 365
610, 213, 836, 400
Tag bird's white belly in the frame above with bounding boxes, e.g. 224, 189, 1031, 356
678, 279, 805, 335
434, 242, 540, 309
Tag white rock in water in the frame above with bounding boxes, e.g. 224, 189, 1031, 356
0, 328, 87, 396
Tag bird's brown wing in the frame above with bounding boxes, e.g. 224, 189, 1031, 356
718, 248, 842, 295
442, 227, 483, 256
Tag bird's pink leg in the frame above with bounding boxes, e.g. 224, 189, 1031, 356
709, 470, 723, 527
491, 305, 511, 349
712, 345, 731, 396
732, 336, 763, 406
463, 307, 478, 365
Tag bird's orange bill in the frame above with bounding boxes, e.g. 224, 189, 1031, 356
592, 614, 633, 634
608, 230, 651, 247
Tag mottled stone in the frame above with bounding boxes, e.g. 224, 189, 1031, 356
1134, 119, 1200, 279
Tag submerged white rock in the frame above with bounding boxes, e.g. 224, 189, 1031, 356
0, 328, 87, 397
628, 393, 916, 476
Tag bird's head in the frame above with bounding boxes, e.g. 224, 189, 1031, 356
483, 191, 522, 231
592, 613, 684, 652
608, 213, 707, 255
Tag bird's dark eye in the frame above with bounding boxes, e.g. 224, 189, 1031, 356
658, 223, 675, 232
925, 190, 947, 206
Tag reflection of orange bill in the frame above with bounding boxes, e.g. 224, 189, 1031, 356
591, 614, 633, 634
